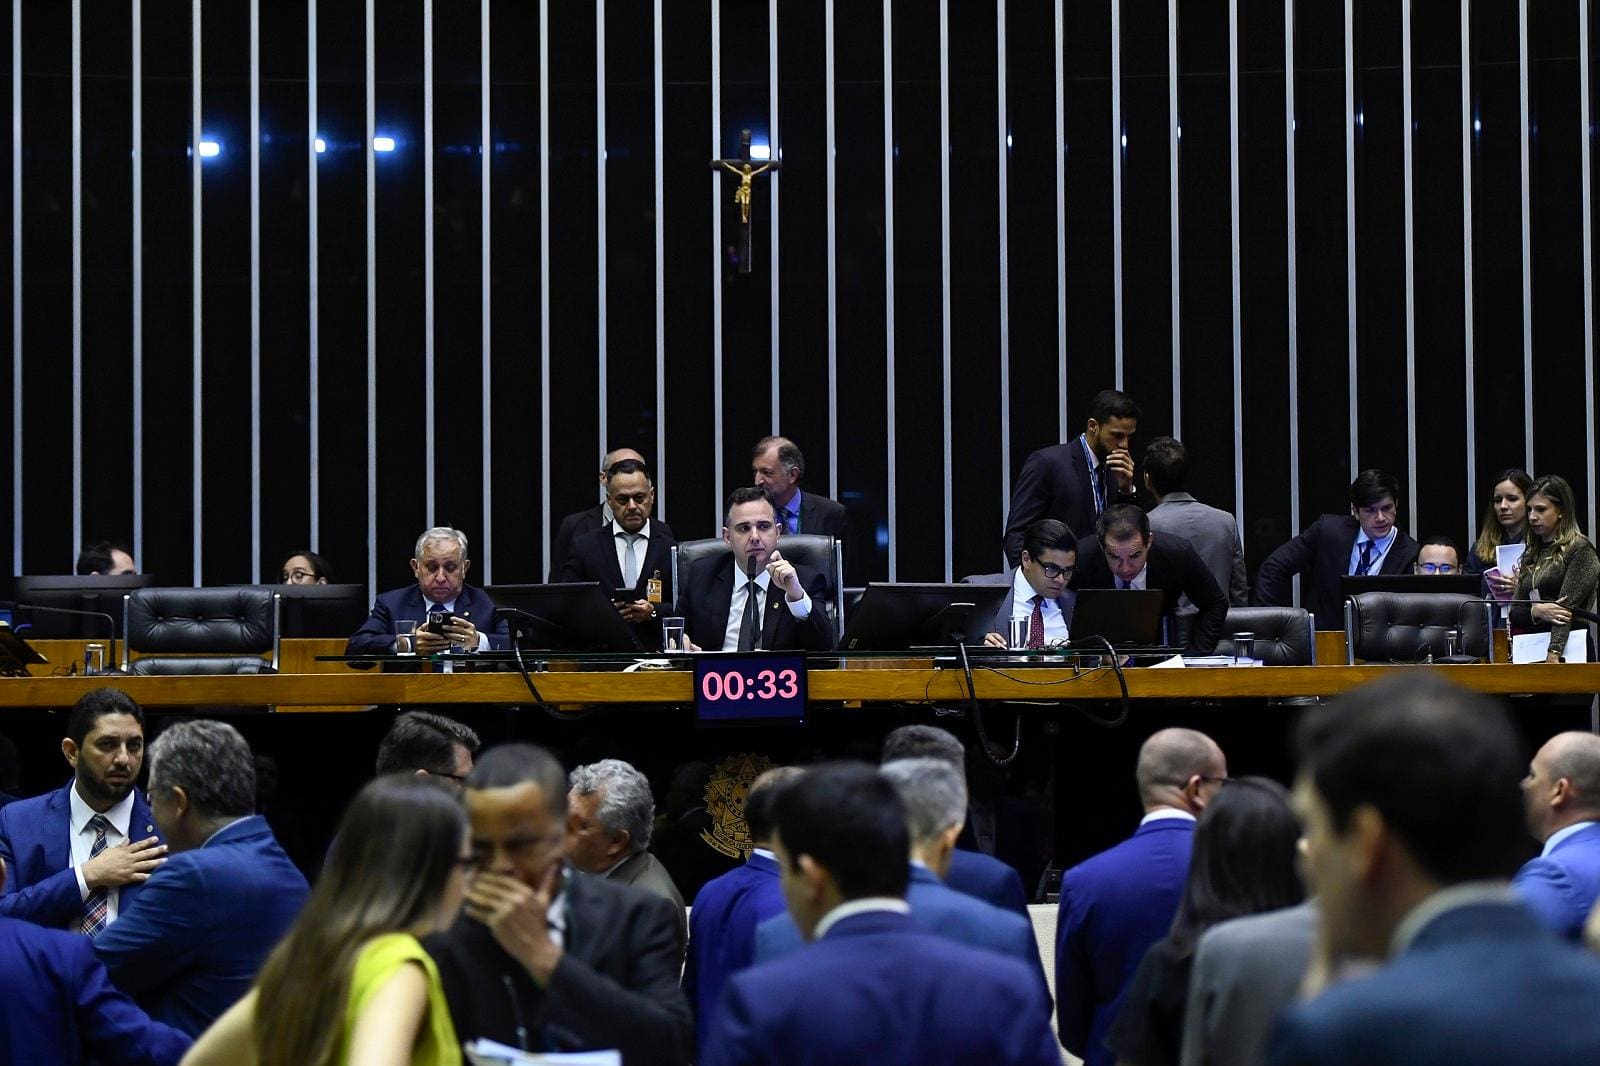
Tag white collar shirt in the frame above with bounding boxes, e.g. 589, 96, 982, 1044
1009, 567, 1069, 643
69, 786, 139, 918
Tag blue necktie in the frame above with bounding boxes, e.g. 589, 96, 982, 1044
1355, 541, 1375, 576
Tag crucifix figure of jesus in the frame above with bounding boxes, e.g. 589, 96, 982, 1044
711, 129, 781, 275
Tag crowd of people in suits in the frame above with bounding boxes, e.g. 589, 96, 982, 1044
7, 675, 1600, 1064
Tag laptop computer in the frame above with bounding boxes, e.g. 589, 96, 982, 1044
1338, 574, 1484, 599
1068, 588, 1167, 648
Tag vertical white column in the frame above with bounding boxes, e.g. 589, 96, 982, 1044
940, 0, 953, 581
1111, 0, 1124, 386
423, 0, 435, 519
365, 0, 376, 596
1402, 0, 1417, 536
1582, 0, 1597, 539
826, 0, 838, 494
1344, 0, 1358, 478
1461, 0, 1476, 540
597, 0, 608, 465
1518, 0, 1534, 471
1168, 0, 1181, 436
1229, 0, 1244, 528
480, 0, 493, 580
654, 0, 667, 512
10, 0, 20, 574
1056, 0, 1067, 442
192, 0, 203, 585
539, 0, 552, 574
996, 0, 1010, 570
133, 0, 143, 564
1284, 0, 1297, 541
883, 0, 897, 580
72, 0, 82, 560
308, 0, 320, 550
769, 0, 781, 432
711, 0, 724, 515
250, 0, 261, 581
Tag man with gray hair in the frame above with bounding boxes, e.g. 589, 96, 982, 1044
346, 525, 510, 654
92, 720, 308, 1036
1514, 730, 1600, 940
753, 760, 1046, 994
1057, 727, 1226, 1066
568, 759, 686, 947
882, 724, 1028, 915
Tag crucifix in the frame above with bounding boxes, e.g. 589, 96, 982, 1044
710, 129, 781, 275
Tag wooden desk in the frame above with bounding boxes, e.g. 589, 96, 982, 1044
3, 638, 1597, 710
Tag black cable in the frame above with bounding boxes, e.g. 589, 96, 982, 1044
956, 639, 1021, 768
508, 634, 588, 720
1066, 635, 1131, 729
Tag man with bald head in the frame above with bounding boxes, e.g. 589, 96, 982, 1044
550, 446, 648, 580
1056, 728, 1226, 1066
1513, 731, 1600, 940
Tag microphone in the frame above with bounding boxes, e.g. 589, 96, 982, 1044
0, 601, 119, 671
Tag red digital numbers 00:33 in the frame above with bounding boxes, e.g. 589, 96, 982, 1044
699, 668, 800, 702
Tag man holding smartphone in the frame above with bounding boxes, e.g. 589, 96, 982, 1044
345, 526, 509, 654
561, 459, 677, 650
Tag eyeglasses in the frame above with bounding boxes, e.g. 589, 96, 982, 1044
1036, 562, 1075, 580
1417, 563, 1456, 574
281, 569, 317, 583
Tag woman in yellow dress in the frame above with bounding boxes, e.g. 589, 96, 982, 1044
183, 774, 471, 1065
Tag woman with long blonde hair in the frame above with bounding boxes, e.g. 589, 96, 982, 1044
183, 774, 470, 1066
1510, 475, 1599, 663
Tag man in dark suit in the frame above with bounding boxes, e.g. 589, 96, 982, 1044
549, 446, 645, 580
1003, 388, 1142, 567
1143, 435, 1249, 607
425, 743, 692, 1065
0, 688, 167, 930
1254, 468, 1420, 631
566, 758, 687, 949
1268, 673, 1600, 1065
751, 435, 859, 584
704, 763, 1059, 1066
346, 525, 509, 654
0, 858, 191, 1066
1071, 504, 1229, 653
560, 458, 677, 650
972, 518, 1078, 649
675, 487, 836, 652
683, 766, 801, 1049
1057, 728, 1226, 1066
93, 720, 308, 1036
880, 724, 1030, 915
1513, 731, 1600, 941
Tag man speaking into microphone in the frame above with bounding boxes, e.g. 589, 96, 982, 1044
674, 487, 837, 652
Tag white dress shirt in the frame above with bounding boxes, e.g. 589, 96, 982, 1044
812, 897, 912, 940
719, 569, 813, 651
1117, 566, 1150, 591
1347, 526, 1398, 576
611, 519, 652, 587
1139, 807, 1197, 827
1008, 567, 1069, 643
70, 786, 140, 922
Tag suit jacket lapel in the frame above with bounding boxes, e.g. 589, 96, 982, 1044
797, 496, 814, 534
595, 528, 627, 590
712, 561, 736, 636
45, 784, 72, 871
762, 583, 784, 647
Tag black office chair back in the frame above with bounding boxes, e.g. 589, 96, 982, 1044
1217, 607, 1315, 665
1344, 592, 1493, 663
122, 587, 279, 673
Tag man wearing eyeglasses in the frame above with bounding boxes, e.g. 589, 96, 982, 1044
975, 518, 1078, 648
674, 487, 837, 653
1414, 535, 1463, 576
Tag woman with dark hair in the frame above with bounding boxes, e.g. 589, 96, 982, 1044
279, 550, 333, 585
1510, 474, 1600, 663
1104, 777, 1303, 1066
1475, 469, 1533, 594
181, 775, 470, 1066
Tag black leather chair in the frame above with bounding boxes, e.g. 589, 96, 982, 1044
1343, 592, 1493, 664
670, 534, 844, 642
121, 587, 279, 674
1218, 607, 1315, 666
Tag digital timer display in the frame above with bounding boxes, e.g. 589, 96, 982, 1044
693, 652, 808, 724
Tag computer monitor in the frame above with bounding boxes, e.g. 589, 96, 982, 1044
1339, 574, 1484, 598
839, 582, 1010, 650
487, 583, 642, 652
10, 574, 157, 639
269, 583, 371, 639
1068, 588, 1167, 647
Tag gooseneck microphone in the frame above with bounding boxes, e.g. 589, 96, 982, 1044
0, 601, 119, 671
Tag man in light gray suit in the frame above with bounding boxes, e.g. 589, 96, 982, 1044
1144, 437, 1248, 641
1180, 900, 1316, 1066
967, 519, 1078, 648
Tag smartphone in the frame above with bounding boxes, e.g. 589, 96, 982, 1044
613, 588, 636, 604
427, 612, 457, 634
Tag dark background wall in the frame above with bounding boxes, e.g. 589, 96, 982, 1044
4, 0, 1598, 598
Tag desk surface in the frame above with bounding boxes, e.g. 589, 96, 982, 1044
4, 639, 1597, 710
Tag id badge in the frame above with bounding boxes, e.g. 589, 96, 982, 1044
646, 572, 664, 605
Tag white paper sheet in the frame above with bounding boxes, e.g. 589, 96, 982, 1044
465, 1041, 621, 1066
1496, 543, 1525, 574
1511, 630, 1589, 664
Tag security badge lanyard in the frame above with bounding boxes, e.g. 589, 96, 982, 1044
646, 571, 663, 605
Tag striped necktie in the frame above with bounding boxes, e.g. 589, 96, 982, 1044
80, 815, 111, 936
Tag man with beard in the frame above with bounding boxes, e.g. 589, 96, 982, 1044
0, 688, 167, 931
